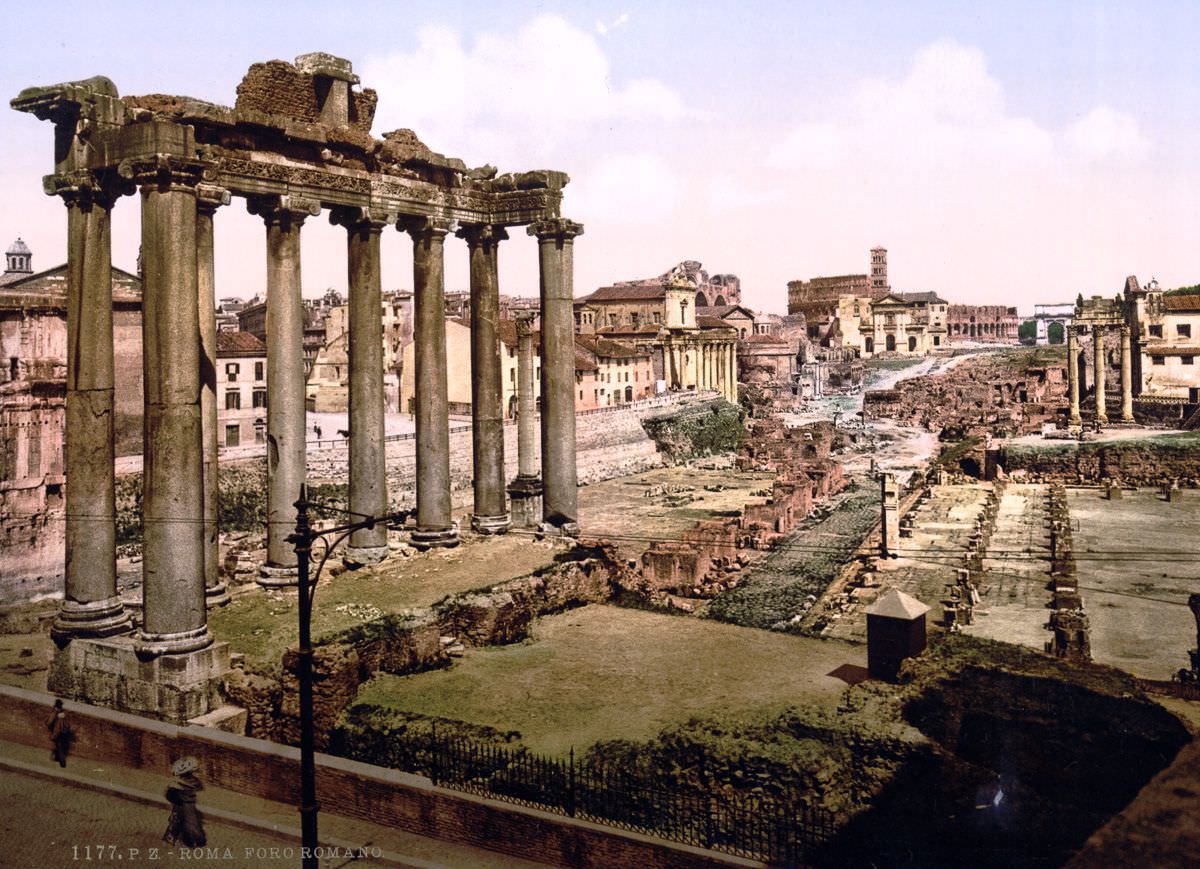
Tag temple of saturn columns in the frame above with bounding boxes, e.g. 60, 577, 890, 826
13, 53, 582, 721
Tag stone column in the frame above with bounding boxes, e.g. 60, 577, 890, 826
458, 224, 510, 533
249, 195, 320, 583
507, 312, 542, 527
529, 219, 584, 534
880, 473, 900, 558
197, 185, 230, 607
1093, 325, 1108, 424
1120, 324, 1134, 423
403, 217, 457, 548
50, 176, 131, 643
1067, 326, 1081, 426
331, 207, 393, 565
136, 162, 211, 656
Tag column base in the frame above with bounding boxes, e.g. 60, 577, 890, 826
343, 545, 389, 568
539, 519, 580, 539
411, 526, 459, 551
507, 477, 543, 530
258, 563, 299, 588
471, 513, 511, 535
205, 581, 231, 608
48, 635, 230, 723
134, 624, 213, 658
50, 596, 133, 646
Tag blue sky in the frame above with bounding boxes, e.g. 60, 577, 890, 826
2, 1, 1197, 313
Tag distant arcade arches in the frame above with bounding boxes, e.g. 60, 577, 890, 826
695, 291, 707, 308
713, 295, 726, 307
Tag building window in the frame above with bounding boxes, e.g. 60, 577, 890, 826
225, 362, 239, 382
253, 389, 267, 408
1152, 355, 1166, 365
225, 390, 241, 410
1149, 324, 1163, 338
225, 424, 240, 447
255, 361, 264, 381
934, 336, 941, 347
1184, 356, 1195, 365
1179, 324, 1192, 338
254, 420, 266, 444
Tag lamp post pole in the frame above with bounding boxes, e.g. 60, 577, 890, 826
288, 486, 409, 868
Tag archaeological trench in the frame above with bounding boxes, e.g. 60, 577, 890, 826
2, 53, 1199, 868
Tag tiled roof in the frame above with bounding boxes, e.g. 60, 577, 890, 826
697, 315, 737, 330
696, 305, 753, 318
576, 334, 650, 359
582, 283, 666, 302
897, 291, 948, 305
1163, 294, 1200, 312
865, 588, 930, 620
741, 333, 787, 345
574, 349, 598, 372
216, 331, 267, 355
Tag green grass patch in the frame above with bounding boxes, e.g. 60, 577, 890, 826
350, 604, 860, 755
208, 536, 558, 672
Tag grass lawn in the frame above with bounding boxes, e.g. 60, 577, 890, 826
208, 535, 561, 671
352, 603, 864, 754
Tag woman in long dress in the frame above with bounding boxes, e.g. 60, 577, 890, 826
163, 757, 207, 847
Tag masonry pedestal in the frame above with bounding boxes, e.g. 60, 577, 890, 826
48, 637, 230, 723
507, 475, 543, 529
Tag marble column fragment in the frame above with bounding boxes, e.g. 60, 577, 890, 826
1093, 325, 1108, 423
51, 177, 132, 643
459, 224, 510, 534
197, 184, 230, 607
528, 219, 584, 534
332, 207, 392, 565
1120, 324, 1134, 423
1067, 327, 1081, 426
249, 195, 320, 583
403, 217, 457, 548
507, 311, 542, 527
136, 164, 211, 656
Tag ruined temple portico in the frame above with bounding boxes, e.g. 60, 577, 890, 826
15, 53, 580, 720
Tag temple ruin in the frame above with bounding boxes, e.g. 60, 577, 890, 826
12, 53, 582, 720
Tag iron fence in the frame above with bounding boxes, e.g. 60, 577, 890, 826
388, 728, 835, 865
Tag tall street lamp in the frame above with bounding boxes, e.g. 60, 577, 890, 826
288, 484, 409, 868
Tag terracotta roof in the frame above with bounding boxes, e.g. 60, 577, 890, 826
1163, 294, 1200, 312
574, 349, 598, 372
696, 305, 754, 318
865, 588, 930, 620
741, 333, 787, 345
583, 283, 666, 302
697, 315, 737, 330
576, 334, 650, 359
216, 331, 267, 355
897, 291, 948, 305
597, 324, 663, 336
1144, 345, 1200, 356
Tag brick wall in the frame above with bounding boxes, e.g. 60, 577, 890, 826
0, 686, 759, 869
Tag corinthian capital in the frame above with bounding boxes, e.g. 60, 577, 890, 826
195, 183, 231, 215
117, 154, 205, 192
456, 223, 509, 247
398, 215, 453, 242
246, 194, 321, 227
329, 205, 396, 231
527, 218, 584, 242
43, 169, 121, 209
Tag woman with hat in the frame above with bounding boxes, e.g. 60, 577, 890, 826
163, 757, 207, 847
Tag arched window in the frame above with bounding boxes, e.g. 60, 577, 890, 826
908, 336, 917, 352
625, 386, 633, 402
865, 337, 874, 353
886, 334, 896, 352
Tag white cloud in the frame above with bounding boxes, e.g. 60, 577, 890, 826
710, 173, 783, 209
1065, 106, 1151, 165
768, 39, 1141, 173
596, 13, 631, 36
360, 15, 683, 168
571, 152, 682, 221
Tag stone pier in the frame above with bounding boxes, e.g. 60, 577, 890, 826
50, 178, 131, 643
252, 195, 319, 584
461, 224, 510, 534
880, 473, 900, 558
335, 207, 391, 566
197, 184, 230, 607
1093, 325, 1108, 424
1120, 324, 1134, 422
406, 217, 458, 549
507, 311, 542, 527
530, 219, 584, 535
1067, 326, 1081, 427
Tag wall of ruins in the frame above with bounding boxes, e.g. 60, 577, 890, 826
946, 304, 1020, 343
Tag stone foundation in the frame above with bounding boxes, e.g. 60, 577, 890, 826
48, 636, 230, 723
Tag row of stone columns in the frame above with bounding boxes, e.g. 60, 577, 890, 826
1066, 324, 1134, 426
52, 161, 583, 649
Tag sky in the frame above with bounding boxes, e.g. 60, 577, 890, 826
1, 0, 1197, 315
